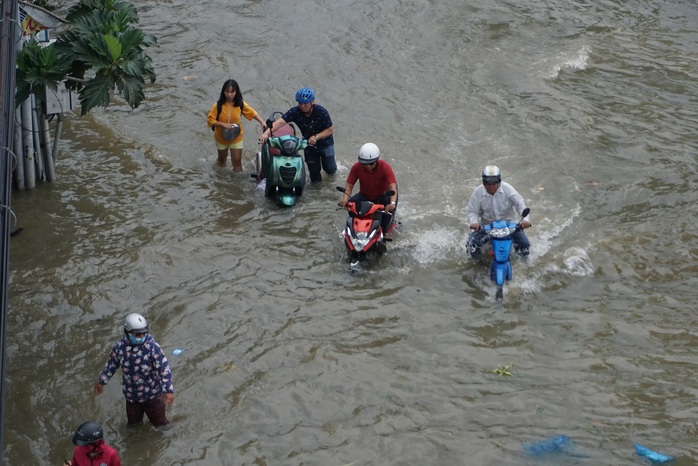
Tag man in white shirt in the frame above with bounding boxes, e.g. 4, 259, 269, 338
465, 165, 531, 258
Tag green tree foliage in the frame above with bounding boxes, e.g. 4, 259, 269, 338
15, 39, 71, 105
16, 0, 158, 115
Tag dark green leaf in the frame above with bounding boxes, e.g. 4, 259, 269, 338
116, 74, 145, 108
78, 74, 114, 115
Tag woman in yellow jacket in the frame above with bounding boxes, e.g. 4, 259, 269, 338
207, 79, 266, 172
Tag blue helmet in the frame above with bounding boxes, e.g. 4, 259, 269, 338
295, 87, 315, 103
482, 165, 501, 184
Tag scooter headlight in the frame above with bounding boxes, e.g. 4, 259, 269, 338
489, 227, 514, 238
350, 230, 377, 251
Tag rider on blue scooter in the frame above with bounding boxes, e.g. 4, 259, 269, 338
466, 165, 532, 258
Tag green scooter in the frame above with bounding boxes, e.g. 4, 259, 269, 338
253, 112, 307, 207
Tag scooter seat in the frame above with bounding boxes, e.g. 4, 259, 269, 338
268, 124, 296, 156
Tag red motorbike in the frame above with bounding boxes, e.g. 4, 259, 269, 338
336, 187, 396, 267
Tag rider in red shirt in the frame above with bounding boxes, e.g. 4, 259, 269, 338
338, 142, 398, 234
66, 421, 121, 466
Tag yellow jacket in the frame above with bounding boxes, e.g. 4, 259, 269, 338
207, 101, 259, 144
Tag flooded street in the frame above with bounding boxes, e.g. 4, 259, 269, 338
4, 0, 698, 464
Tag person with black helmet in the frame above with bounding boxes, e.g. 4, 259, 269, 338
465, 165, 531, 258
94, 313, 175, 427
259, 87, 336, 182
65, 420, 121, 466
338, 142, 398, 236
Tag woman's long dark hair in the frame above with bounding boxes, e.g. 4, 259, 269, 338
216, 79, 245, 115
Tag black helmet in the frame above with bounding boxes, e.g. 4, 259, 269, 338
72, 421, 103, 446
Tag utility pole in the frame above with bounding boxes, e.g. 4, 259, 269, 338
0, 0, 20, 462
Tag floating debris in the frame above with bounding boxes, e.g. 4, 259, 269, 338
492, 364, 513, 377
635, 444, 675, 464
216, 363, 236, 372
523, 435, 587, 458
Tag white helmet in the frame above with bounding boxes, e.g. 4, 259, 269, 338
358, 143, 380, 164
124, 313, 149, 333
482, 165, 501, 184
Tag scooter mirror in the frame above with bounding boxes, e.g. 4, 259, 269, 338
265, 111, 283, 135
521, 207, 530, 217
384, 190, 395, 197
336, 186, 346, 193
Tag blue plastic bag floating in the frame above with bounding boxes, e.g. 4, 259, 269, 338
635, 444, 676, 464
172, 348, 184, 355
523, 435, 573, 456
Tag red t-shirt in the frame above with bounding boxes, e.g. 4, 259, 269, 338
346, 160, 397, 200
71, 443, 121, 466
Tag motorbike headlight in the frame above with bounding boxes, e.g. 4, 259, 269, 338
351, 230, 378, 252
489, 227, 514, 238
350, 231, 369, 251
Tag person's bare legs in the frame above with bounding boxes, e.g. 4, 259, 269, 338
231, 148, 244, 172
217, 149, 229, 166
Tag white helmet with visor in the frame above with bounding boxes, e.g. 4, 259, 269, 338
358, 143, 380, 164
482, 165, 501, 184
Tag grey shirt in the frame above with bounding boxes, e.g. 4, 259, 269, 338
466, 181, 529, 225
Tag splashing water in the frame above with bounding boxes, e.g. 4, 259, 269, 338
563, 247, 595, 276
546, 45, 592, 79
411, 228, 464, 265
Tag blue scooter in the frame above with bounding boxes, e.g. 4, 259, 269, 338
481, 207, 530, 301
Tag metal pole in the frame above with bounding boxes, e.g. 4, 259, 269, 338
41, 113, 53, 181
20, 97, 34, 188
12, 109, 23, 190
0, 0, 21, 462
30, 94, 44, 180
51, 113, 62, 165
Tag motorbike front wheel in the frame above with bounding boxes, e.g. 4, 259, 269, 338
495, 286, 503, 301
490, 261, 512, 286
